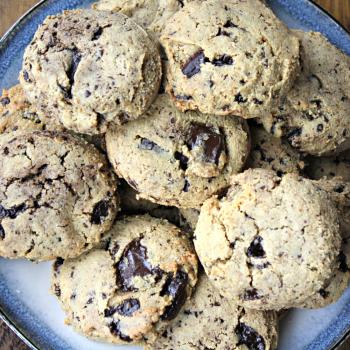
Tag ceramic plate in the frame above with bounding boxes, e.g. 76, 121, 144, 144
1, 0, 350, 349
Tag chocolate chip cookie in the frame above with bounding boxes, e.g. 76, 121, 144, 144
20, 9, 162, 135
0, 131, 118, 261
261, 31, 350, 156
106, 94, 250, 208
51, 215, 198, 344
194, 169, 341, 310
160, 0, 300, 118
246, 123, 305, 175
148, 274, 278, 350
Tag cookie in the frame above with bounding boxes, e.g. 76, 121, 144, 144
306, 150, 350, 182
179, 208, 199, 232
0, 131, 118, 261
246, 123, 305, 175
298, 178, 350, 308
0, 84, 64, 134
92, 0, 188, 39
160, 0, 300, 118
148, 274, 278, 350
118, 179, 182, 226
194, 169, 341, 310
51, 215, 198, 344
106, 94, 250, 208
20, 9, 162, 135
261, 31, 350, 156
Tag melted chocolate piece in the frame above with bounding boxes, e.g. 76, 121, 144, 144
183, 179, 190, 192
235, 322, 266, 350
247, 236, 266, 258
54, 284, 61, 297
175, 94, 193, 101
182, 50, 207, 78
139, 138, 165, 153
0, 97, 10, 106
242, 288, 262, 301
92, 27, 103, 41
319, 289, 330, 299
338, 251, 350, 272
287, 127, 302, 143
235, 93, 248, 104
0, 225, 5, 240
174, 152, 189, 171
53, 258, 64, 272
116, 239, 158, 291
23, 70, 31, 83
160, 271, 188, 320
109, 321, 132, 342
223, 20, 238, 28
0, 203, 26, 219
187, 123, 225, 164
116, 298, 140, 317
212, 54, 233, 66
91, 200, 110, 225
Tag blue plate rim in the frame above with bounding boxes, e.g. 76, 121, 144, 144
0, 0, 350, 349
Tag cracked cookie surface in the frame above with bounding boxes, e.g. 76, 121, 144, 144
160, 0, 300, 118
51, 215, 198, 345
261, 31, 350, 156
246, 123, 305, 175
0, 131, 118, 261
106, 94, 250, 208
20, 9, 162, 135
147, 274, 278, 350
194, 169, 341, 310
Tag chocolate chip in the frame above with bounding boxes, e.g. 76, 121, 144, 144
235, 322, 266, 350
174, 151, 189, 171
139, 138, 165, 153
247, 236, 266, 258
177, 0, 184, 6
54, 284, 61, 297
253, 98, 263, 105
0, 225, 5, 240
183, 179, 190, 192
334, 184, 345, 193
175, 94, 193, 101
23, 70, 31, 82
216, 28, 230, 37
319, 289, 330, 299
287, 128, 302, 142
116, 239, 159, 291
223, 20, 238, 28
160, 271, 188, 320
0, 97, 10, 106
116, 298, 140, 316
187, 123, 225, 164
92, 27, 103, 41
109, 321, 132, 342
104, 307, 117, 317
212, 54, 233, 66
53, 258, 64, 272
317, 124, 324, 132
0, 203, 26, 219
91, 200, 110, 225
338, 251, 350, 272
182, 50, 207, 78
311, 99, 322, 108
84, 90, 91, 97
242, 288, 262, 301
235, 93, 247, 104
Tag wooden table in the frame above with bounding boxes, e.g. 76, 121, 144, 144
0, 0, 350, 349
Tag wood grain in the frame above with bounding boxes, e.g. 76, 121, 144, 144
0, 0, 350, 349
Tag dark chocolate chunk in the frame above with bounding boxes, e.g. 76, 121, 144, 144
235, 93, 248, 104
235, 322, 266, 350
23, 70, 31, 83
175, 94, 193, 101
319, 289, 330, 299
311, 99, 322, 108
177, 0, 184, 6
92, 27, 103, 41
182, 50, 207, 78
242, 288, 262, 301
317, 124, 324, 132
54, 284, 61, 297
174, 151, 189, 171
253, 98, 263, 105
116, 298, 140, 316
116, 239, 159, 291
212, 54, 233, 66
183, 179, 190, 192
187, 123, 225, 164
0, 203, 26, 220
160, 271, 188, 320
91, 200, 110, 225
139, 138, 165, 153
338, 251, 350, 272
247, 236, 266, 258
104, 307, 117, 317
286, 127, 302, 142
223, 20, 238, 28
334, 184, 345, 193
53, 258, 64, 272
0, 97, 10, 106
109, 321, 132, 342
0, 225, 5, 240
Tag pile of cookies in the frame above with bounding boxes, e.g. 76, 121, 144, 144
1, 0, 350, 348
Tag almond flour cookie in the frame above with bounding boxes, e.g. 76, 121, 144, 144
298, 178, 350, 308
160, 0, 300, 118
118, 179, 182, 226
246, 124, 305, 175
92, 0, 188, 39
0, 131, 118, 261
20, 9, 162, 135
194, 169, 341, 310
106, 94, 250, 208
261, 31, 350, 156
306, 150, 350, 182
148, 275, 278, 350
51, 215, 198, 345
